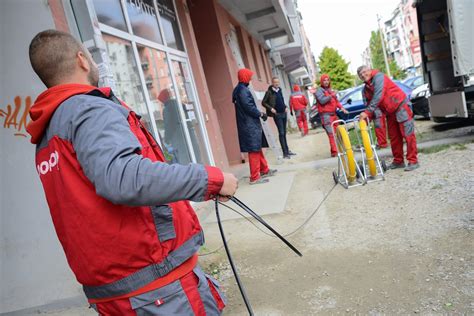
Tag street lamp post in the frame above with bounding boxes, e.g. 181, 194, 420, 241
377, 14, 391, 77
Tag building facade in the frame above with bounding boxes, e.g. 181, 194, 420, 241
383, 0, 422, 75
0, 0, 314, 313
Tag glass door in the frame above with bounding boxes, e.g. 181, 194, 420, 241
169, 57, 211, 164
136, 44, 193, 164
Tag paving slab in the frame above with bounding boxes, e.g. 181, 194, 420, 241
199, 171, 295, 223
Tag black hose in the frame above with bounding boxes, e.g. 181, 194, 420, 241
214, 199, 254, 315
229, 196, 303, 257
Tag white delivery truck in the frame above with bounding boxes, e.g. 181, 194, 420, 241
414, 0, 473, 122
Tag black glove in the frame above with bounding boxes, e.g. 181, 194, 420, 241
261, 112, 268, 121
290, 111, 294, 116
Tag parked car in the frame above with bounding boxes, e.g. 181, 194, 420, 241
336, 87, 356, 100
410, 83, 430, 118
402, 75, 425, 90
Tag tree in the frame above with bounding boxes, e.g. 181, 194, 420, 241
369, 30, 406, 80
316, 47, 354, 91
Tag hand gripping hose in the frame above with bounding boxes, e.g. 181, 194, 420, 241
214, 196, 303, 315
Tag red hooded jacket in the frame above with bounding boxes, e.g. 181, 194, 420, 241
315, 74, 343, 114
362, 69, 409, 115
289, 85, 308, 112
27, 84, 223, 302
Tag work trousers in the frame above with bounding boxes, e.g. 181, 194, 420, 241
92, 266, 226, 316
373, 108, 388, 148
295, 110, 308, 136
386, 103, 418, 164
248, 150, 270, 181
273, 113, 290, 156
321, 112, 339, 156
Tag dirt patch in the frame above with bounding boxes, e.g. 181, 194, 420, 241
200, 143, 474, 314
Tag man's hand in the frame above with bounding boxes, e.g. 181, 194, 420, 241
271, 108, 277, 114
219, 173, 238, 201
359, 112, 368, 121
342, 108, 349, 114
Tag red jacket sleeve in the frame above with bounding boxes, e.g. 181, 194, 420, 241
203, 166, 224, 200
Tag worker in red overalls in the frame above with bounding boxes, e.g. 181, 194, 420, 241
358, 65, 419, 171
315, 74, 349, 157
27, 29, 238, 315
289, 84, 309, 137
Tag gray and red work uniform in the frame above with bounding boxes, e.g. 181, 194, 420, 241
289, 85, 309, 136
27, 84, 226, 315
315, 74, 344, 156
362, 70, 418, 164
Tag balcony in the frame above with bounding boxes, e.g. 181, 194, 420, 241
217, 0, 294, 47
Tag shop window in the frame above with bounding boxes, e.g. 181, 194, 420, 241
157, 0, 184, 51
92, 0, 128, 32
136, 45, 192, 164
102, 34, 151, 132
125, 0, 164, 44
171, 60, 209, 164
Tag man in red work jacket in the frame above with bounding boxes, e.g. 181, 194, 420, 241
27, 29, 238, 315
315, 74, 349, 157
289, 85, 309, 137
358, 65, 419, 171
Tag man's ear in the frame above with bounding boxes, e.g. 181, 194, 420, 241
77, 51, 91, 72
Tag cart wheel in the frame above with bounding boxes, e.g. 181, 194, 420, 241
381, 160, 388, 172
359, 120, 377, 177
332, 170, 338, 184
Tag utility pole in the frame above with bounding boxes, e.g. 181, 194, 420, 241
377, 14, 391, 78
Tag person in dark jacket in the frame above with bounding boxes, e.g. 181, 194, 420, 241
262, 77, 295, 159
233, 68, 277, 184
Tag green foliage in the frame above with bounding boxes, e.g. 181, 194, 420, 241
369, 30, 406, 80
389, 59, 406, 80
316, 47, 354, 91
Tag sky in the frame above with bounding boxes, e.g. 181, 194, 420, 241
298, 0, 400, 74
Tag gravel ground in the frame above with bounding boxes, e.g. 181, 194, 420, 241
200, 141, 474, 315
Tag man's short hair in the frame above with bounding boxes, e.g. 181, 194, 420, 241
29, 30, 86, 87
272, 76, 279, 81
357, 65, 370, 76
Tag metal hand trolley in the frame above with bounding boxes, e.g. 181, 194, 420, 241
331, 115, 387, 189
355, 117, 388, 183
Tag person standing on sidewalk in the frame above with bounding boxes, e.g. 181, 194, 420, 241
262, 77, 295, 159
27, 29, 238, 315
315, 74, 349, 157
358, 65, 419, 171
233, 68, 277, 184
289, 84, 309, 137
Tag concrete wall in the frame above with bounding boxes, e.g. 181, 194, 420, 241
175, 0, 230, 170
188, 0, 243, 164
0, 1, 83, 313
188, 0, 275, 164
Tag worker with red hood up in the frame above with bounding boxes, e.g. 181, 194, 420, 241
289, 84, 309, 136
27, 29, 237, 315
358, 65, 419, 171
315, 74, 349, 157
233, 68, 277, 184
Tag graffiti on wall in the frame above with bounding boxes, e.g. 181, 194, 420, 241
0, 96, 32, 138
